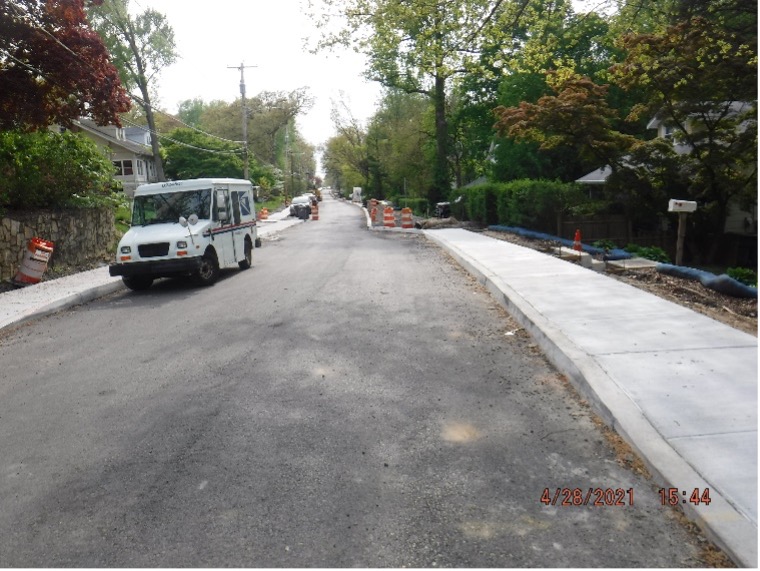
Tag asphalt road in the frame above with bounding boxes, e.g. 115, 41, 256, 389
0, 198, 707, 566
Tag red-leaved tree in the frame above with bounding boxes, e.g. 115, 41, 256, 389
0, 0, 130, 131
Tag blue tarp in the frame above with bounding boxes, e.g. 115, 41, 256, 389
656, 264, 758, 299
487, 225, 632, 260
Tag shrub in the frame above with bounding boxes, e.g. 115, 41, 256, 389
727, 267, 758, 287
394, 197, 429, 215
624, 243, 671, 263
592, 239, 617, 251
0, 129, 115, 210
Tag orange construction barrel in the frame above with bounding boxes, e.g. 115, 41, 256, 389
12, 237, 54, 287
400, 207, 414, 229
383, 207, 396, 228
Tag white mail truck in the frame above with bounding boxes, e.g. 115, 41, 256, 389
110, 178, 260, 290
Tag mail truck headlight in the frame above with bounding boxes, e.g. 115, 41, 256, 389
120, 246, 132, 254
176, 241, 188, 249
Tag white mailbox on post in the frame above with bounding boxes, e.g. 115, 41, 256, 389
668, 198, 698, 266
668, 199, 698, 213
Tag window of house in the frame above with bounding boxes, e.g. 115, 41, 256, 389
663, 124, 675, 140
137, 160, 144, 176
113, 159, 135, 176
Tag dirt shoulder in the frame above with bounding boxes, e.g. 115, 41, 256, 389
481, 229, 757, 337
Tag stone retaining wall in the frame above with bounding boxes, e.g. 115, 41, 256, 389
0, 208, 116, 282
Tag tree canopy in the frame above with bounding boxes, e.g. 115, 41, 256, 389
0, 0, 130, 130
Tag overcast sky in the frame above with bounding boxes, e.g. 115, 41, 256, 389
138, 0, 380, 158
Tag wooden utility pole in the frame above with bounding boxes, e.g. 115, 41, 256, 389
228, 62, 257, 180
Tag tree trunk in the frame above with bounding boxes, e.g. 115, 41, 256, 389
430, 73, 449, 205
127, 20, 165, 183
142, 95, 166, 182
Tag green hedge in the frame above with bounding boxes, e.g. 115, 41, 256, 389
449, 179, 585, 230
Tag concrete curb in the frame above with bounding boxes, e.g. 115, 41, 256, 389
424, 229, 757, 568
2, 279, 126, 331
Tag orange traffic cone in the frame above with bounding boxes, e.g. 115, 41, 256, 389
573, 229, 582, 251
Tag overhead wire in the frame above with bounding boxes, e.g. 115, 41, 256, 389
121, 117, 245, 155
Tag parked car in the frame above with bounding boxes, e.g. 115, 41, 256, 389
289, 195, 312, 219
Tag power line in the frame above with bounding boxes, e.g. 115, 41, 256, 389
121, 118, 245, 155
128, 92, 245, 145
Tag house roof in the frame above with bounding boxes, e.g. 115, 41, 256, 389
576, 165, 613, 185
74, 118, 153, 157
646, 101, 754, 130
463, 175, 489, 188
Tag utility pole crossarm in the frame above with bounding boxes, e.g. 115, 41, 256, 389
227, 62, 257, 180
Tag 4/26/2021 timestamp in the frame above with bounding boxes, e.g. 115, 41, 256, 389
540, 487, 634, 507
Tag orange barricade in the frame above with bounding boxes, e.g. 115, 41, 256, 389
311, 203, 319, 221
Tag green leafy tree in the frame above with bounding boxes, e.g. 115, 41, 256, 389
325, 96, 370, 191
365, 89, 433, 200
0, 130, 115, 209
322, 133, 367, 194
176, 98, 206, 127
452, 6, 637, 184
0, 0, 130, 130
162, 128, 245, 180
311, 0, 540, 203
88, 0, 178, 182
246, 88, 314, 170
493, 72, 639, 168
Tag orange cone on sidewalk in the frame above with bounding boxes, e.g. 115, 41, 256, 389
573, 229, 582, 251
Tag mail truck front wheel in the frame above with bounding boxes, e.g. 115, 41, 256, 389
195, 251, 219, 286
122, 275, 153, 291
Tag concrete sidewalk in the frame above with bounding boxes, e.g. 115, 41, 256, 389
424, 228, 757, 568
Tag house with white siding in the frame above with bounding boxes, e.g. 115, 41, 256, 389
58, 118, 158, 197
